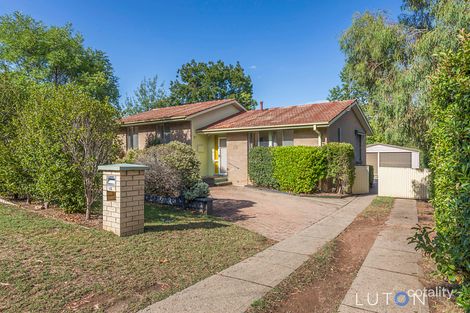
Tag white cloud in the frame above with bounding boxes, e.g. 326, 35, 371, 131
249, 65, 257, 69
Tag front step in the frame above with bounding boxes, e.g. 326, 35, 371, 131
203, 176, 232, 187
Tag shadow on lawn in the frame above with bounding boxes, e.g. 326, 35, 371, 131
144, 221, 228, 232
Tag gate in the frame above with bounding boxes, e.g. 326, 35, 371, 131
378, 167, 430, 199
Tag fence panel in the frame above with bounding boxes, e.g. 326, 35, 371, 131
378, 167, 430, 199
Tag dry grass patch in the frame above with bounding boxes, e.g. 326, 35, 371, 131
0, 203, 272, 312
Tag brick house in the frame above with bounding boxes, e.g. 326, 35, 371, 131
119, 99, 372, 186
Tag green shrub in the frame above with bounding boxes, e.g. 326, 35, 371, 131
248, 147, 278, 188
409, 31, 469, 309
12, 85, 88, 212
323, 143, 355, 194
117, 149, 141, 164
183, 180, 210, 200
272, 146, 327, 194
135, 142, 202, 197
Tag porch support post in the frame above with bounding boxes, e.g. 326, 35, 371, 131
313, 125, 322, 146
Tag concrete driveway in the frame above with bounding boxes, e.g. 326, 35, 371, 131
211, 186, 356, 241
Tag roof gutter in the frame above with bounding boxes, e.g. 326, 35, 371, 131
120, 117, 187, 127
198, 122, 329, 134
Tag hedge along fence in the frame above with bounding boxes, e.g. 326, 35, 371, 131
248, 143, 355, 194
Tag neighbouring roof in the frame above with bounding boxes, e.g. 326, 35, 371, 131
120, 99, 242, 124
367, 143, 420, 153
200, 99, 358, 132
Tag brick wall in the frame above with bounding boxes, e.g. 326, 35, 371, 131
227, 132, 248, 186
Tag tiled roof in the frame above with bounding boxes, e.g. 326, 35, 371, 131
120, 99, 238, 124
201, 100, 356, 131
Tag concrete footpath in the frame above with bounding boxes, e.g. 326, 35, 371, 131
139, 194, 375, 313
339, 199, 429, 313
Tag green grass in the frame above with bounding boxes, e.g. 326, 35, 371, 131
361, 196, 394, 219
0, 204, 272, 313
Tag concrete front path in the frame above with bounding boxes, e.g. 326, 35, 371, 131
139, 194, 375, 313
339, 199, 429, 313
211, 186, 357, 241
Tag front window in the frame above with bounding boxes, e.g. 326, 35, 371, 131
259, 131, 270, 147
248, 132, 259, 149
248, 130, 294, 148
355, 130, 364, 164
127, 126, 139, 149
282, 130, 294, 146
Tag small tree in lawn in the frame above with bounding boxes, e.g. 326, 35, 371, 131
52, 86, 119, 219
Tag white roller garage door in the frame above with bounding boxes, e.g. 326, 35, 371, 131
379, 152, 412, 168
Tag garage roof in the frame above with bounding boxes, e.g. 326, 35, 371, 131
367, 143, 420, 153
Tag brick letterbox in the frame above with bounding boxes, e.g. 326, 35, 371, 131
98, 163, 148, 236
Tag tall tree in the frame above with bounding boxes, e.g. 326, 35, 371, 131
0, 12, 119, 105
329, 0, 470, 162
51, 86, 119, 220
328, 12, 410, 145
121, 75, 166, 116
163, 60, 256, 110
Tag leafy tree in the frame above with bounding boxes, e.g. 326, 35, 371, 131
328, 11, 412, 146
0, 12, 119, 105
163, 60, 256, 110
49, 86, 120, 219
13, 85, 85, 209
121, 75, 166, 116
0, 72, 34, 199
329, 0, 470, 162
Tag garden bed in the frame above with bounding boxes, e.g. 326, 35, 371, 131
145, 194, 213, 214
0, 203, 272, 313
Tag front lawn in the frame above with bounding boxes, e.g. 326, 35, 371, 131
0, 204, 272, 312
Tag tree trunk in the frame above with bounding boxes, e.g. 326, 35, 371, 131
26, 194, 31, 205
85, 194, 92, 220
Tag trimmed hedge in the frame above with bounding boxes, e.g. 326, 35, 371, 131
323, 143, 355, 194
248, 147, 278, 188
248, 143, 355, 194
272, 146, 326, 193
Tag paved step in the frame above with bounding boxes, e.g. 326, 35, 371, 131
138, 194, 375, 313
203, 176, 232, 187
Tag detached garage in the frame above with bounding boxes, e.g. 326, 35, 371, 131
366, 144, 420, 178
